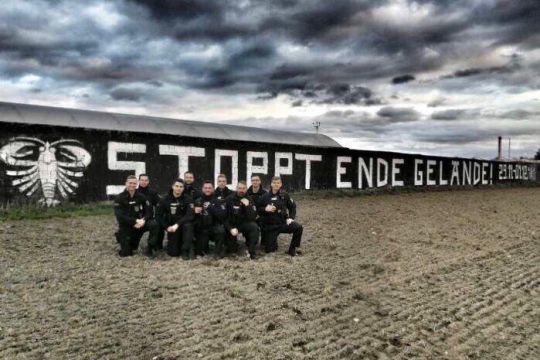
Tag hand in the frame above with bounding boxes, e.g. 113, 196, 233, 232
230, 228, 239, 236
286, 218, 294, 225
167, 224, 179, 233
240, 198, 250, 206
194, 207, 202, 214
265, 204, 276, 212
134, 218, 145, 228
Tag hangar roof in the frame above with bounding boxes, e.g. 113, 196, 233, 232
0, 101, 342, 148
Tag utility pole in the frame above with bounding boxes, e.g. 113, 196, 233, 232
508, 137, 511, 160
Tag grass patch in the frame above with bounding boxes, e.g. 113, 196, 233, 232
0, 201, 113, 221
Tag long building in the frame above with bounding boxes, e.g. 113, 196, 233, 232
0, 101, 537, 206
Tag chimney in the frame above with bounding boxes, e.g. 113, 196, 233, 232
498, 136, 502, 160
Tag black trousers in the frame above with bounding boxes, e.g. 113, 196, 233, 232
156, 227, 165, 249
195, 224, 226, 256
117, 219, 159, 257
262, 221, 303, 253
229, 222, 260, 257
166, 223, 195, 258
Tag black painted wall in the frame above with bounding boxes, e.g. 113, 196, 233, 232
0, 122, 538, 206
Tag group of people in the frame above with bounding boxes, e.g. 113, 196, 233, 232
113, 172, 303, 260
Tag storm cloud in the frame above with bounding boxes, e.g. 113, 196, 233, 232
0, 0, 539, 159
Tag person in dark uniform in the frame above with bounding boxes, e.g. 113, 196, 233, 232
136, 174, 164, 250
193, 180, 227, 257
247, 174, 267, 246
184, 171, 202, 201
114, 175, 159, 257
214, 174, 233, 204
224, 181, 259, 260
259, 176, 303, 256
156, 179, 195, 259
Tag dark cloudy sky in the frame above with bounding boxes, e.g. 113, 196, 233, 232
1, 0, 539, 159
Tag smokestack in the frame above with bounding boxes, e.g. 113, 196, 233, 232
498, 136, 502, 160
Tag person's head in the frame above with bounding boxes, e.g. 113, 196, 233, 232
217, 174, 227, 189
126, 175, 138, 192
138, 174, 149, 188
251, 175, 261, 189
271, 176, 282, 192
184, 171, 194, 185
236, 181, 247, 196
171, 178, 185, 197
202, 180, 214, 196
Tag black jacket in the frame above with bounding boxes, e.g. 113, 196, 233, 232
259, 189, 297, 226
156, 191, 194, 228
194, 194, 227, 228
136, 186, 160, 218
247, 186, 267, 207
185, 183, 202, 201
214, 186, 233, 203
114, 189, 152, 227
224, 192, 257, 230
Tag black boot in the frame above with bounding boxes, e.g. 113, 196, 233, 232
287, 246, 297, 257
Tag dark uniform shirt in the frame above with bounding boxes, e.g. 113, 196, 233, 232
247, 185, 267, 212
156, 191, 194, 229
184, 183, 202, 201
214, 186, 233, 204
194, 194, 227, 228
259, 189, 297, 226
114, 189, 152, 227
136, 186, 160, 218
224, 192, 257, 230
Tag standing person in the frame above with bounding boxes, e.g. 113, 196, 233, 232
136, 174, 164, 250
193, 180, 227, 257
184, 171, 202, 201
214, 174, 233, 204
114, 175, 159, 257
247, 175, 267, 246
224, 181, 259, 260
156, 179, 195, 260
259, 176, 303, 256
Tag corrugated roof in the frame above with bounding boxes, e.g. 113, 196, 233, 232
0, 101, 342, 148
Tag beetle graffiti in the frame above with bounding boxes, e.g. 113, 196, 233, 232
0, 137, 91, 206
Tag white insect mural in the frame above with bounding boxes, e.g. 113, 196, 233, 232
0, 137, 92, 206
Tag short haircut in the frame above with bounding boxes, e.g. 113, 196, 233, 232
271, 176, 282, 182
217, 174, 227, 180
184, 171, 194, 176
202, 180, 214, 186
238, 180, 247, 186
251, 174, 261, 180
138, 173, 148, 180
173, 178, 185, 185
127, 175, 137, 181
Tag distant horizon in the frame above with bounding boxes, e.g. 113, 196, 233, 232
1, 0, 538, 159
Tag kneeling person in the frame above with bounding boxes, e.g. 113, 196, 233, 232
114, 175, 159, 257
260, 176, 303, 256
194, 181, 226, 257
225, 181, 259, 259
157, 179, 195, 259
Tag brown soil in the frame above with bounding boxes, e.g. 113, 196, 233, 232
1, 187, 539, 359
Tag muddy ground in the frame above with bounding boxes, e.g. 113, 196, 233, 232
1, 187, 539, 360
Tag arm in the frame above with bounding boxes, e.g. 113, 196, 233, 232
244, 197, 257, 221
286, 194, 297, 219
156, 199, 168, 229
222, 198, 233, 231
143, 199, 152, 222
176, 198, 194, 226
